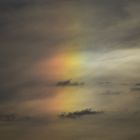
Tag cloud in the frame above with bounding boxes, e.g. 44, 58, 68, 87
131, 83, 140, 91
0, 0, 140, 115
103, 91, 121, 95
58, 109, 104, 119
131, 87, 140, 91
0, 112, 52, 124
0, 113, 31, 122
0, 1, 140, 140
56, 79, 85, 87
0, 79, 54, 102
135, 83, 140, 86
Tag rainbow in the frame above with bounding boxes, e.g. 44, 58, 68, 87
47, 47, 87, 112
35, 45, 91, 113
34, 14, 92, 113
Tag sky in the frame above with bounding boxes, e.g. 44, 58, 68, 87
0, 0, 140, 140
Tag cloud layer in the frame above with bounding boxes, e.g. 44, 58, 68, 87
0, 0, 140, 117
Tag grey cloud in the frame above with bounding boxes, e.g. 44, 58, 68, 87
131, 83, 140, 91
0, 113, 31, 122
59, 109, 104, 119
56, 79, 85, 87
103, 91, 121, 95
0, 79, 56, 103
135, 83, 140, 86
131, 87, 140, 91
126, 134, 140, 140
0, 1, 28, 11
0, 113, 51, 124
119, 25, 140, 45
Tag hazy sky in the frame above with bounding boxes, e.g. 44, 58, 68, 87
0, 0, 140, 140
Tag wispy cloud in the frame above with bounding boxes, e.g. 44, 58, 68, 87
55, 79, 85, 87
59, 109, 104, 119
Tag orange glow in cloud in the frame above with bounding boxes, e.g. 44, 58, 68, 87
36, 45, 86, 80
34, 44, 89, 113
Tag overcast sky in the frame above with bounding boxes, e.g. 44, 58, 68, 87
0, 0, 140, 140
